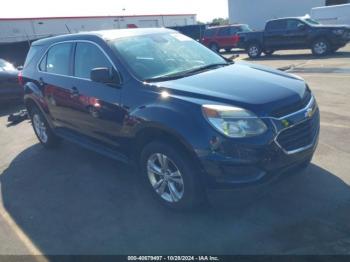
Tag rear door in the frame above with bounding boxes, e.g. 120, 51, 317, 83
38, 42, 76, 128
264, 20, 288, 49
216, 27, 235, 49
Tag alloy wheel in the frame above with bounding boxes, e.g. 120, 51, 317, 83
33, 113, 48, 143
314, 41, 328, 55
249, 46, 259, 57
147, 153, 185, 203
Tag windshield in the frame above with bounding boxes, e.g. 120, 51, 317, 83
110, 33, 227, 81
304, 18, 320, 25
239, 24, 253, 32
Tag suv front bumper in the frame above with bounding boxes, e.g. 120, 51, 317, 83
198, 98, 320, 188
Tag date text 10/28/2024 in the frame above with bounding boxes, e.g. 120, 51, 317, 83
128, 256, 220, 261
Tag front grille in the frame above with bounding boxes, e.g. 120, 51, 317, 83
271, 90, 312, 118
276, 109, 319, 152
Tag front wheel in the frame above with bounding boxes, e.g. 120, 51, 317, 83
247, 43, 262, 58
311, 39, 330, 56
140, 141, 206, 210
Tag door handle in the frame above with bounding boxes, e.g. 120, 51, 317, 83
38, 77, 45, 86
70, 86, 80, 97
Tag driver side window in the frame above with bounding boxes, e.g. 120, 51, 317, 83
287, 20, 305, 31
74, 42, 113, 79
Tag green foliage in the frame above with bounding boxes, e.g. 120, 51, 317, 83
211, 18, 230, 26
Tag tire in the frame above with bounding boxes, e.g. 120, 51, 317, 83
264, 50, 274, 56
311, 38, 330, 56
247, 43, 262, 58
29, 105, 60, 148
210, 43, 219, 53
140, 141, 206, 210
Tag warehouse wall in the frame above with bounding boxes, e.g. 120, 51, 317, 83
228, 0, 326, 30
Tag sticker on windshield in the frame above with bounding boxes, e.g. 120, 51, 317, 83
171, 33, 192, 41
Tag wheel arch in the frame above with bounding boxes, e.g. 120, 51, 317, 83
24, 95, 54, 129
310, 35, 331, 47
132, 123, 206, 178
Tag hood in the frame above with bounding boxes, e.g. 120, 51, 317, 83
152, 62, 308, 117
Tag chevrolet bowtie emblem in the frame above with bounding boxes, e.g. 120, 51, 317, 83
282, 119, 290, 128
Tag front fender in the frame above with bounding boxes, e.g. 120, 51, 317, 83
130, 102, 212, 155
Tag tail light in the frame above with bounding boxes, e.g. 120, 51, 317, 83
18, 71, 24, 86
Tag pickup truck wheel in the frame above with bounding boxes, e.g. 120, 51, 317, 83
140, 141, 206, 210
29, 106, 60, 148
210, 43, 219, 53
247, 44, 262, 58
312, 39, 330, 56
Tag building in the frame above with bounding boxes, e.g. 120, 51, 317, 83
0, 14, 196, 44
228, 0, 350, 30
0, 14, 196, 65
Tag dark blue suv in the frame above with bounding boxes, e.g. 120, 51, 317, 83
21, 28, 320, 209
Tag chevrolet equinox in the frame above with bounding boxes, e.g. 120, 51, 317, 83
21, 28, 320, 209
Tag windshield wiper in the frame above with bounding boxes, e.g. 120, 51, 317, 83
144, 63, 229, 82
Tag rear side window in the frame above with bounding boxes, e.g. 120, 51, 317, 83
204, 29, 216, 37
44, 43, 73, 75
230, 27, 239, 35
74, 42, 113, 79
24, 46, 41, 68
218, 27, 231, 36
266, 20, 287, 31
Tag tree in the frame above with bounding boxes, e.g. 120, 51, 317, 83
210, 18, 230, 26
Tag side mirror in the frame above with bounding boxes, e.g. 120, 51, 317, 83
298, 24, 306, 31
90, 67, 120, 86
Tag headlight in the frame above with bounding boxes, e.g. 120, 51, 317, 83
332, 29, 345, 35
202, 104, 267, 138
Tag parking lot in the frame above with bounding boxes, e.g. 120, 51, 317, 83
0, 45, 350, 255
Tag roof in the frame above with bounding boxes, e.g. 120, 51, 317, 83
267, 17, 306, 23
32, 28, 176, 46
90, 28, 176, 40
206, 24, 247, 29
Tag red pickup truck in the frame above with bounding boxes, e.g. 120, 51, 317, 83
201, 24, 252, 52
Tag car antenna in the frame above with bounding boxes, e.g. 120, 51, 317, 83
65, 24, 72, 34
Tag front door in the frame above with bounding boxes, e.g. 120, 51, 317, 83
66, 42, 124, 147
285, 19, 309, 49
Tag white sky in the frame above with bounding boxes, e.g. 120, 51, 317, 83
0, 0, 228, 22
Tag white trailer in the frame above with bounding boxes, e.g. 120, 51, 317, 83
311, 4, 350, 25
228, 0, 325, 30
0, 14, 197, 44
